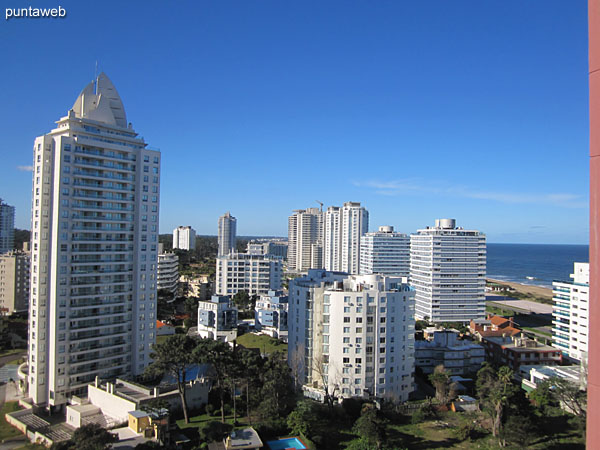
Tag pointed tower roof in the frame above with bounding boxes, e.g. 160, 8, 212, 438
71, 72, 128, 128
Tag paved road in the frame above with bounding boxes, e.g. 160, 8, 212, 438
487, 297, 553, 314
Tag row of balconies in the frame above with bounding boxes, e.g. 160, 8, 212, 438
69, 338, 130, 355
73, 179, 135, 192
74, 146, 137, 162
73, 157, 135, 172
72, 224, 135, 232
71, 190, 135, 202
73, 168, 135, 182
69, 327, 129, 342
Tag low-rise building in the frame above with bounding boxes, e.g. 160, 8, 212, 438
197, 295, 238, 342
516, 364, 584, 393
224, 428, 263, 450
156, 320, 176, 336
179, 274, 213, 300
66, 373, 210, 428
415, 329, 485, 376
255, 290, 288, 341
482, 334, 562, 370
469, 315, 521, 341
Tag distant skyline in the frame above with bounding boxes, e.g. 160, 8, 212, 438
0, 1, 589, 244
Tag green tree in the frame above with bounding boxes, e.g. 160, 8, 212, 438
287, 400, 319, 437
536, 377, 587, 421
232, 290, 251, 310
257, 353, 295, 421
51, 423, 117, 450
193, 338, 235, 423
352, 406, 388, 450
429, 365, 455, 404
476, 364, 518, 438
147, 334, 197, 423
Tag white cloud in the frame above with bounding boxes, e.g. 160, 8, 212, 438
17, 165, 33, 172
353, 178, 587, 208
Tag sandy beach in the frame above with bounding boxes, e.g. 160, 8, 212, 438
487, 278, 553, 299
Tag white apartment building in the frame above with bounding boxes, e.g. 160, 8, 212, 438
552, 262, 589, 362
0, 199, 15, 254
197, 295, 238, 342
0, 251, 30, 314
360, 226, 410, 277
216, 253, 282, 296
288, 271, 415, 402
323, 202, 368, 274
414, 329, 485, 376
218, 212, 236, 257
410, 219, 486, 323
28, 73, 160, 408
288, 208, 323, 271
255, 290, 288, 340
247, 240, 288, 259
157, 252, 179, 299
172, 226, 196, 251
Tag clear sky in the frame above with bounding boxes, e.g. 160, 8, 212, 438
0, 0, 589, 244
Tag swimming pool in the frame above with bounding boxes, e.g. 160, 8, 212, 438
266, 437, 308, 450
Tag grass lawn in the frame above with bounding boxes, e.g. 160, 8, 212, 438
0, 401, 25, 441
236, 333, 287, 355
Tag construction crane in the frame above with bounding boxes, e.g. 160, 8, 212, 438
316, 200, 323, 212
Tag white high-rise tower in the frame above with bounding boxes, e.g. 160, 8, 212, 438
28, 73, 161, 408
360, 226, 410, 277
287, 207, 323, 271
410, 219, 486, 323
323, 202, 368, 274
173, 225, 196, 251
218, 212, 236, 257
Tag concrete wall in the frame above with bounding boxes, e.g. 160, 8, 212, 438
88, 384, 137, 423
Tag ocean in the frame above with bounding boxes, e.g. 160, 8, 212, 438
487, 243, 589, 289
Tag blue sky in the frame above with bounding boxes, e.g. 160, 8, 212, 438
0, 0, 589, 243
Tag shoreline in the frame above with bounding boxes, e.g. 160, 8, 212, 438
486, 278, 553, 299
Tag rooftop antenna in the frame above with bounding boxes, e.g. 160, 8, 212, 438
316, 200, 323, 212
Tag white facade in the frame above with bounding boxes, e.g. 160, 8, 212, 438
157, 252, 179, 298
0, 251, 30, 314
414, 329, 485, 376
255, 290, 288, 340
218, 212, 236, 257
360, 226, 410, 277
28, 73, 160, 407
216, 253, 282, 296
552, 262, 589, 362
410, 219, 486, 323
289, 271, 415, 402
288, 208, 323, 271
323, 202, 368, 274
172, 226, 196, 251
0, 199, 15, 254
197, 295, 238, 342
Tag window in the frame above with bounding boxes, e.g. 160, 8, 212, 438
343, 327, 350, 333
